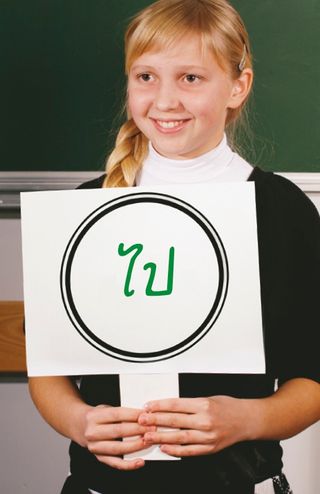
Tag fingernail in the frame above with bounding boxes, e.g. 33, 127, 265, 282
144, 432, 153, 443
144, 402, 150, 411
139, 413, 148, 424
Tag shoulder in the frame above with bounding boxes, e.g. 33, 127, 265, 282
250, 167, 319, 226
76, 174, 106, 189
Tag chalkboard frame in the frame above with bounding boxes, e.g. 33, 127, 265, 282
0, 171, 319, 213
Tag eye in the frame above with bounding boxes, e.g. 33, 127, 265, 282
184, 74, 202, 83
137, 73, 153, 82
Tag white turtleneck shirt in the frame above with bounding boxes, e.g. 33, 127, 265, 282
135, 134, 253, 186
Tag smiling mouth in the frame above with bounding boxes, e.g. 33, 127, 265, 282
157, 120, 184, 128
151, 118, 191, 132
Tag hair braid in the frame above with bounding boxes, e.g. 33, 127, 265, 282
104, 118, 148, 188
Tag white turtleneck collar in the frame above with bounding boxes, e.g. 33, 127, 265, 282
135, 134, 253, 186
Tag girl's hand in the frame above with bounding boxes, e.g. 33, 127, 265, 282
138, 396, 252, 457
83, 404, 155, 470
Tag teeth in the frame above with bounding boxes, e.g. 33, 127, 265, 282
157, 120, 184, 128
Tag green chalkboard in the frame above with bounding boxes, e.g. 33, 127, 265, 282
1, 0, 319, 172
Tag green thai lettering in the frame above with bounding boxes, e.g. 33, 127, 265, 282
118, 243, 175, 297
118, 243, 143, 297
143, 246, 175, 296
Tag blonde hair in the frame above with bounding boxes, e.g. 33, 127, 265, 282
105, 0, 253, 188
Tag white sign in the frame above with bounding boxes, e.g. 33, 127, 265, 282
21, 183, 265, 376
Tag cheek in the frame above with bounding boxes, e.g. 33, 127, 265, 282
127, 91, 139, 118
196, 94, 229, 124
193, 82, 233, 119
128, 88, 153, 117
192, 101, 218, 122
186, 91, 219, 119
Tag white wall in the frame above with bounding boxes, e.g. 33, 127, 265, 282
0, 381, 69, 494
0, 175, 319, 493
283, 423, 320, 493
0, 216, 69, 494
0, 216, 23, 300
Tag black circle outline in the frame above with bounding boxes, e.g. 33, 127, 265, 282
60, 192, 229, 362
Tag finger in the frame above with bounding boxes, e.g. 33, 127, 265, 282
144, 398, 204, 414
90, 406, 144, 424
90, 423, 156, 441
96, 455, 145, 471
144, 429, 211, 445
139, 411, 195, 429
113, 423, 156, 440
88, 438, 146, 456
159, 444, 214, 457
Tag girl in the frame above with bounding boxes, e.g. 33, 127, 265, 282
29, 1, 320, 493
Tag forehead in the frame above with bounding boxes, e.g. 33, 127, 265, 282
130, 35, 216, 69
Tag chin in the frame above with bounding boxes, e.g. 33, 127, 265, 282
157, 148, 190, 159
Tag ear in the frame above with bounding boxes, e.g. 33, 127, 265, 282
227, 68, 253, 109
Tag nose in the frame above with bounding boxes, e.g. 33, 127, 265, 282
154, 81, 180, 112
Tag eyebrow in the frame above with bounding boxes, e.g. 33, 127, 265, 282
131, 64, 208, 72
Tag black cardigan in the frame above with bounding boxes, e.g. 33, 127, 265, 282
67, 167, 319, 493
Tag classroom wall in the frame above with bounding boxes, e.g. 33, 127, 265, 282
0, 214, 67, 494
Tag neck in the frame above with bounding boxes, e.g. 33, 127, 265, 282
135, 135, 253, 186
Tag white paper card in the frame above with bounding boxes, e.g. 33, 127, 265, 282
120, 373, 180, 461
21, 183, 265, 376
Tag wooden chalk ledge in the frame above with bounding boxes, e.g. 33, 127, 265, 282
0, 301, 26, 374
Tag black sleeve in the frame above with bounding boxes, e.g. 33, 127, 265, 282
76, 174, 106, 190
255, 172, 320, 386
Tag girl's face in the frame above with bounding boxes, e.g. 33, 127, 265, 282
128, 35, 248, 160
